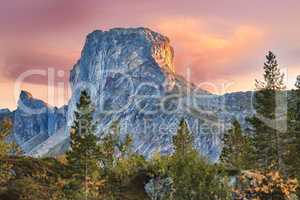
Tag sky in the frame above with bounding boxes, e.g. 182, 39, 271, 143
1, 0, 300, 110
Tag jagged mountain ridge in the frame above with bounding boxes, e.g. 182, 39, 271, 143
1, 91, 67, 154
2, 27, 255, 160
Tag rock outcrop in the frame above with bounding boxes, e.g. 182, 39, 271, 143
67, 27, 255, 160
2, 91, 67, 154
1, 28, 256, 160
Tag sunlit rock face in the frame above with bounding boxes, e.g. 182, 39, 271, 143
1, 28, 255, 160
67, 27, 252, 160
8, 91, 67, 154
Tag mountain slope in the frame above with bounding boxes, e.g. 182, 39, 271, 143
1, 91, 67, 154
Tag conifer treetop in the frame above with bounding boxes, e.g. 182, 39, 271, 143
295, 75, 300, 90
255, 51, 285, 91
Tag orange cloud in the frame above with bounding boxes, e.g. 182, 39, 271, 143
151, 17, 265, 88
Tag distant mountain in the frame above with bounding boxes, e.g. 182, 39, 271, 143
66, 27, 254, 160
1, 91, 67, 154
2, 28, 256, 160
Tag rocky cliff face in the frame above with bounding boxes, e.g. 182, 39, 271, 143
67, 28, 255, 160
1, 28, 256, 160
1, 91, 67, 154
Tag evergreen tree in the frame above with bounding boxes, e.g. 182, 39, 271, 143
0, 118, 13, 188
168, 119, 231, 200
170, 120, 199, 199
99, 122, 124, 173
0, 118, 24, 195
65, 90, 102, 199
295, 75, 300, 90
172, 120, 193, 157
98, 121, 134, 199
286, 88, 300, 195
248, 51, 286, 172
220, 120, 254, 171
255, 51, 285, 90
0, 118, 12, 157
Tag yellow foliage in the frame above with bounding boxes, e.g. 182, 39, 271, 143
234, 170, 298, 200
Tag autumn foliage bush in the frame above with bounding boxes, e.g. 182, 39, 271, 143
233, 170, 298, 200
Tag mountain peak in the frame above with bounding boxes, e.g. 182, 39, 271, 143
18, 90, 48, 110
20, 90, 33, 100
1, 28, 255, 160
84, 27, 174, 71
68, 27, 219, 159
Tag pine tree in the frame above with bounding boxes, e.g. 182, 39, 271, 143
0, 118, 13, 187
169, 119, 231, 200
65, 90, 101, 199
249, 51, 286, 172
98, 121, 134, 199
170, 119, 197, 199
220, 120, 254, 171
284, 76, 300, 196
295, 75, 300, 90
255, 51, 285, 91
291, 84, 300, 181
172, 119, 193, 157
99, 121, 123, 173
0, 118, 24, 195
0, 118, 12, 157
286, 88, 300, 187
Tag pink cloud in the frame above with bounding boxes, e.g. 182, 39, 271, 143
1, 0, 300, 109
151, 17, 265, 84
